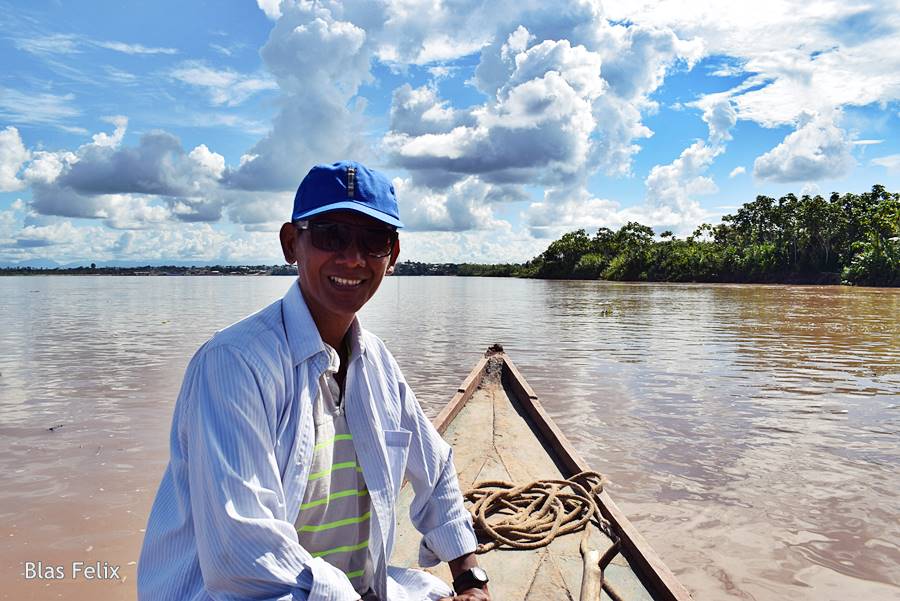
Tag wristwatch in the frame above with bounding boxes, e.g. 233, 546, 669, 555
452, 566, 489, 593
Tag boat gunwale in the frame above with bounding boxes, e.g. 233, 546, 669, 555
431, 350, 693, 601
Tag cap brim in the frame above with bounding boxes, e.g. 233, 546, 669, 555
293, 201, 404, 228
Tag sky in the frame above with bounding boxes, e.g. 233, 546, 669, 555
1, 0, 899, 266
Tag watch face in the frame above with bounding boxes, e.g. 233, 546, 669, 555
471, 567, 488, 583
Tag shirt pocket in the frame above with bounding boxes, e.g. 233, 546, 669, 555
383, 429, 411, 499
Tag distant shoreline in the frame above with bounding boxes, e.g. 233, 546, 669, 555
0, 263, 853, 285
0, 262, 471, 277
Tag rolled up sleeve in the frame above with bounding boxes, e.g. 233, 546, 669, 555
184, 345, 359, 601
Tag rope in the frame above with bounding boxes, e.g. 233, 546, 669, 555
463, 470, 623, 600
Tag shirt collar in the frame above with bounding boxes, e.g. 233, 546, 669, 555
281, 278, 367, 367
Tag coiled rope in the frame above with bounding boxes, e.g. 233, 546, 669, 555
463, 470, 623, 601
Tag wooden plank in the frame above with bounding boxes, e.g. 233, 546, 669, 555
501, 355, 584, 476
433, 356, 488, 435
499, 353, 694, 601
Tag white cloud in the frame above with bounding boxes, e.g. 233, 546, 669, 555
27, 184, 180, 228
90, 116, 128, 148
224, 3, 377, 191
393, 176, 506, 231
389, 84, 473, 137
169, 61, 278, 106
872, 154, 900, 173
13, 34, 82, 55
155, 112, 270, 136
699, 97, 737, 145
643, 140, 719, 228
386, 35, 607, 187
257, 0, 282, 20
22, 150, 78, 185
523, 77, 729, 239
15, 220, 84, 248
374, 1, 494, 66
208, 186, 295, 230
525, 187, 626, 238
189, 145, 226, 179
729, 166, 746, 178
800, 182, 820, 196
3, 216, 281, 264
384, 9, 703, 197
210, 43, 233, 57
19, 120, 228, 227
0, 127, 30, 192
55, 129, 222, 197
14, 33, 177, 56
103, 66, 139, 84
426, 65, 455, 80
0, 200, 29, 255
753, 111, 856, 182
92, 194, 173, 230
398, 227, 546, 264
231, 0, 701, 193
0, 87, 82, 130
607, 2, 900, 127
92, 41, 177, 55
524, 182, 712, 240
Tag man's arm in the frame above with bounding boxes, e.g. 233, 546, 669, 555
182, 345, 359, 601
395, 373, 478, 567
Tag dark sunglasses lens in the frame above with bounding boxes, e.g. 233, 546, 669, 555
308, 221, 395, 256
362, 229, 395, 256
310, 223, 349, 252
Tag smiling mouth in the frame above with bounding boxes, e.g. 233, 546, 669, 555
329, 276, 364, 288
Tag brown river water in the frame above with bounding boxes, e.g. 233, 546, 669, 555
0, 276, 897, 600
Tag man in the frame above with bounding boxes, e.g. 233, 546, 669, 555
137, 161, 491, 601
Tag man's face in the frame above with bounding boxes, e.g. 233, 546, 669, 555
280, 210, 400, 326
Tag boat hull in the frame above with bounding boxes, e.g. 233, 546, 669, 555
390, 350, 693, 600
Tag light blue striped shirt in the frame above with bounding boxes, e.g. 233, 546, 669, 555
137, 280, 476, 601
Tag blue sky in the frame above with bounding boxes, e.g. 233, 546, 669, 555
1, 0, 899, 265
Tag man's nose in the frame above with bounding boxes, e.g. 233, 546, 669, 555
336, 235, 366, 267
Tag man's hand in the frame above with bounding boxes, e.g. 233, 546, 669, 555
437, 586, 491, 601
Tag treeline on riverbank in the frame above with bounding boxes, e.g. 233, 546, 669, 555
502, 185, 900, 286
0, 265, 274, 276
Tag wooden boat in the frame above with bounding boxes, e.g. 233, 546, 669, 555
391, 346, 693, 600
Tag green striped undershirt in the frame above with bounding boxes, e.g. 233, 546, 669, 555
296, 351, 372, 592
314, 433, 353, 451
308, 461, 364, 481
300, 488, 368, 510
298, 511, 371, 533
310, 539, 370, 558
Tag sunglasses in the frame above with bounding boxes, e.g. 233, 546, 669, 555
295, 219, 398, 258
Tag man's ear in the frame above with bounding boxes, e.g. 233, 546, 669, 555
279, 222, 298, 264
385, 238, 400, 275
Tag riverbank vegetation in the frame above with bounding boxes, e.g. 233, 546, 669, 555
514, 185, 900, 286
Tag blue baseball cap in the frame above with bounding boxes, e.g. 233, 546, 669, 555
291, 160, 404, 228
